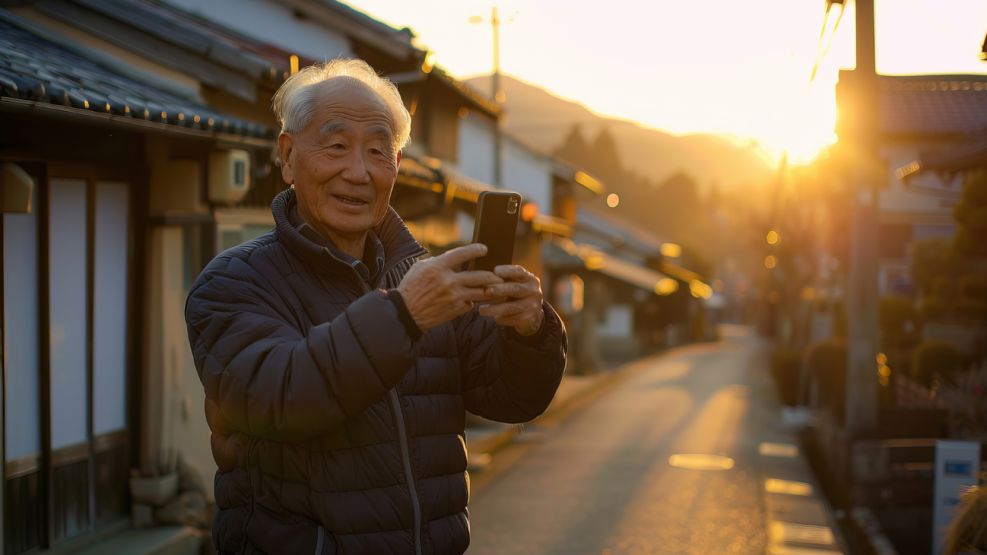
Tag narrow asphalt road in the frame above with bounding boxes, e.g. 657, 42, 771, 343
466, 326, 794, 555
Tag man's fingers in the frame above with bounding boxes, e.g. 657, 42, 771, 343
434, 243, 487, 269
484, 281, 534, 299
461, 287, 494, 303
478, 298, 536, 318
493, 265, 532, 281
455, 270, 504, 287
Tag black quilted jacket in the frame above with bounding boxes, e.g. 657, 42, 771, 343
185, 188, 567, 554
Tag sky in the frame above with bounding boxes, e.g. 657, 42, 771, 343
342, 0, 987, 165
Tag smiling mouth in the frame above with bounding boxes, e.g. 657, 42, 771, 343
333, 194, 368, 206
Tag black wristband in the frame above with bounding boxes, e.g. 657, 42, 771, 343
386, 289, 423, 340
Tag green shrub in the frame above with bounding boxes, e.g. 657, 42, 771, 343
911, 339, 966, 387
806, 338, 847, 420
770, 347, 802, 406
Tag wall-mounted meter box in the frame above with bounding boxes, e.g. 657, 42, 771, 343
208, 149, 251, 205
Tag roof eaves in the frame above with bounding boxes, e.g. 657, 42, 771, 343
548, 238, 675, 296
273, 0, 420, 62
575, 206, 666, 255
431, 68, 500, 117
78, 0, 277, 79
0, 13, 272, 141
30, 0, 260, 102
0, 97, 274, 148
896, 135, 987, 178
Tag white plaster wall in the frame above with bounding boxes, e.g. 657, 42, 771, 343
161, 0, 352, 60
456, 113, 496, 185
504, 139, 551, 210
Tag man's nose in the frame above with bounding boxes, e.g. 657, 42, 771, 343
340, 150, 372, 183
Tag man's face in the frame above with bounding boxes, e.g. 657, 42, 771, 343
279, 78, 399, 242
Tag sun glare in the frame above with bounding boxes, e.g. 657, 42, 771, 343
345, 0, 987, 167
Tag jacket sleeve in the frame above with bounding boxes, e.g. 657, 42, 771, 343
456, 301, 567, 423
185, 258, 417, 442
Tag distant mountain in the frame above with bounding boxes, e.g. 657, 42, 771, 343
466, 74, 773, 192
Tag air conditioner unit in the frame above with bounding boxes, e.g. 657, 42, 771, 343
208, 149, 251, 205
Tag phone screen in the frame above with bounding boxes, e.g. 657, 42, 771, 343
469, 191, 521, 272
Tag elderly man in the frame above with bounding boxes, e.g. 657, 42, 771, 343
185, 59, 566, 554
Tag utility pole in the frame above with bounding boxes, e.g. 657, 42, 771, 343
491, 5, 503, 187
470, 7, 505, 186
844, 0, 879, 434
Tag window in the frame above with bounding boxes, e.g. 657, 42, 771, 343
3, 175, 133, 553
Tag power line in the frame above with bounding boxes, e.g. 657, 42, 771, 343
810, 0, 846, 83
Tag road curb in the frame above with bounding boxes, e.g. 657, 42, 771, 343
466, 357, 647, 461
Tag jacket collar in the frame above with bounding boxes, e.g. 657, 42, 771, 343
272, 187, 427, 278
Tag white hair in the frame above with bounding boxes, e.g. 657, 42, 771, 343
272, 58, 411, 154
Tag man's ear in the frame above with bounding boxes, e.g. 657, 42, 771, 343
278, 132, 294, 185
396, 150, 402, 167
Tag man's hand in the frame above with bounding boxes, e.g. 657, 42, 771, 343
478, 265, 545, 336
397, 244, 503, 332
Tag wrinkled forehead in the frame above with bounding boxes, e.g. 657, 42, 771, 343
309, 77, 394, 132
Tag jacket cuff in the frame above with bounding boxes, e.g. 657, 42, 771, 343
386, 289, 423, 340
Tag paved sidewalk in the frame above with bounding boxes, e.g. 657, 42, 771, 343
759, 407, 847, 555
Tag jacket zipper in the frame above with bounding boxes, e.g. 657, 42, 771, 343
390, 389, 423, 555
349, 261, 424, 555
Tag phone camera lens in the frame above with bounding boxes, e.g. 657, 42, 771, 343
508, 197, 519, 214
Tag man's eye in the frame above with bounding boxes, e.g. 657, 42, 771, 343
330, 143, 345, 150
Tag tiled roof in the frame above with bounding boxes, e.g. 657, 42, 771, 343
397, 154, 444, 194
879, 74, 987, 136
46, 0, 281, 81
575, 206, 666, 259
545, 237, 674, 295
319, 0, 416, 49
390, 67, 501, 118
0, 12, 271, 138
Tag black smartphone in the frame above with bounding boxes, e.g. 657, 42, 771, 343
468, 191, 521, 272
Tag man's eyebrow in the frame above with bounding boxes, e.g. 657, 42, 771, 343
319, 120, 348, 137
366, 123, 394, 141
